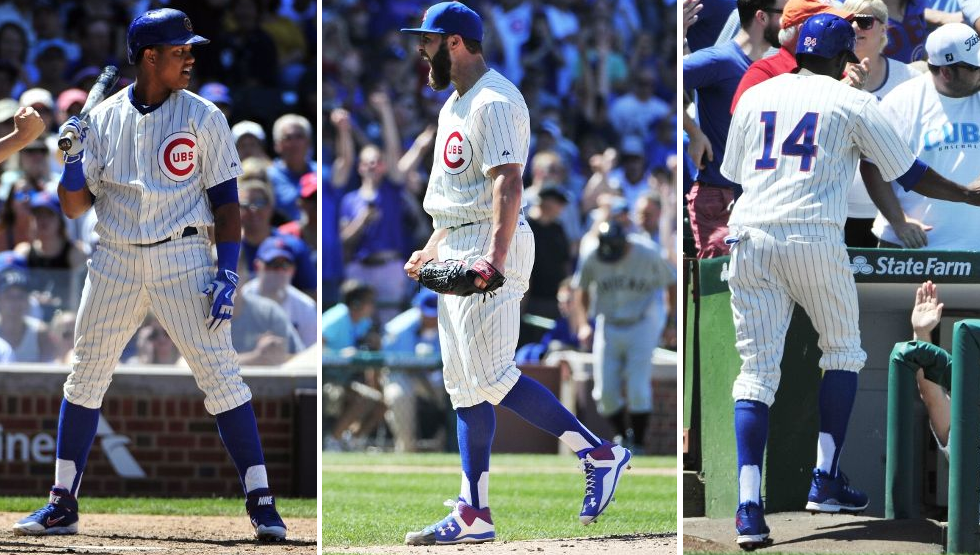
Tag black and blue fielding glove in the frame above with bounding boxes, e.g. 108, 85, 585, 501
203, 268, 239, 331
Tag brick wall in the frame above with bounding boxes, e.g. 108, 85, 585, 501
0, 368, 316, 497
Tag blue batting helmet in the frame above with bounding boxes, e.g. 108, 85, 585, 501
127, 9, 209, 65
796, 13, 859, 63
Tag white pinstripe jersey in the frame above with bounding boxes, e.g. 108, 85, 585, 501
82, 86, 244, 244
423, 69, 530, 229
721, 71, 915, 229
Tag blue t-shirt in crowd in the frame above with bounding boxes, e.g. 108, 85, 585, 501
685, 0, 736, 52
324, 182, 344, 281
267, 158, 316, 222
683, 39, 751, 189
340, 182, 407, 262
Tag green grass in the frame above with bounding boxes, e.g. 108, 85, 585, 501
0, 497, 316, 518
322, 452, 676, 546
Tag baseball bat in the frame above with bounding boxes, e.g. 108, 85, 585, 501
57, 65, 119, 153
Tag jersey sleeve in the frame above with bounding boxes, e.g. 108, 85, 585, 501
82, 119, 105, 196
571, 253, 594, 291
478, 100, 530, 176
851, 97, 916, 182
719, 106, 747, 184
198, 108, 244, 189
683, 47, 720, 92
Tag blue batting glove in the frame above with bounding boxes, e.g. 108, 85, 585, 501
60, 116, 88, 163
202, 269, 239, 331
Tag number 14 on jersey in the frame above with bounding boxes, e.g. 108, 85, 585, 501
754, 111, 820, 172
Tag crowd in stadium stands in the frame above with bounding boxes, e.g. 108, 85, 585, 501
0, 0, 317, 364
683, 0, 980, 259
323, 0, 677, 451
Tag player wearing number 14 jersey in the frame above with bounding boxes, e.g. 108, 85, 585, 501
720, 13, 980, 550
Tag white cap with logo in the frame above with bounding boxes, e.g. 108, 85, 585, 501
926, 22, 980, 67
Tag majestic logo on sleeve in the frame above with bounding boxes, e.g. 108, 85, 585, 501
158, 132, 198, 182
442, 128, 472, 175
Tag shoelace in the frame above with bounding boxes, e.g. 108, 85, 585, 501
27, 504, 57, 519
580, 460, 596, 497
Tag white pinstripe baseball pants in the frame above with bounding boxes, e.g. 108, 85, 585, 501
728, 223, 865, 406
438, 219, 535, 409
64, 235, 252, 415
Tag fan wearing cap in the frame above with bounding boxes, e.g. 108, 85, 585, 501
17, 8, 287, 542
722, 13, 980, 549
401, 1, 632, 545
730, 0, 870, 111
381, 289, 443, 452
865, 23, 980, 249
241, 236, 317, 348
13, 191, 87, 321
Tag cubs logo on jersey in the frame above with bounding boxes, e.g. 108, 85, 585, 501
442, 127, 472, 175
158, 131, 197, 181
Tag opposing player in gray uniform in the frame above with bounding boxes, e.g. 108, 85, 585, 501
400, 1, 631, 545
572, 220, 675, 451
722, 13, 980, 549
13, 9, 286, 541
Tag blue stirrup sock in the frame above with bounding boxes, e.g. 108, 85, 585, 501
816, 370, 858, 477
457, 402, 495, 509
54, 399, 100, 496
499, 375, 602, 458
216, 402, 269, 494
734, 399, 769, 505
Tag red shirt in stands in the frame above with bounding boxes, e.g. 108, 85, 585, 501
730, 47, 797, 113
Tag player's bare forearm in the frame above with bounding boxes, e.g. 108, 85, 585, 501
58, 186, 94, 219
212, 202, 242, 244
486, 163, 523, 268
906, 165, 980, 205
860, 161, 906, 227
405, 228, 448, 280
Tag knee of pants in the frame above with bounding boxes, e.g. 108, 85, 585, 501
732, 371, 779, 407
63, 369, 114, 409
627, 381, 654, 413
593, 384, 625, 416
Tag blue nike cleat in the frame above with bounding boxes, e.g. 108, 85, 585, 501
13, 487, 79, 536
735, 501, 772, 550
579, 442, 632, 525
246, 488, 287, 541
806, 468, 869, 514
404, 499, 495, 545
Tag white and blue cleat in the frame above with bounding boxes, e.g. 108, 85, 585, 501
579, 442, 632, 525
13, 487, 79, 536
246, 488, 287, 542
805, 468, 868, 514
405, 499, 495, 545
735, 501, 772, 550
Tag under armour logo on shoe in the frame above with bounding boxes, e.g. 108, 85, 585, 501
446, 522, 456, 533
588, 498, 597, 508
257, 496, 274, 506
502, 150, 510, 156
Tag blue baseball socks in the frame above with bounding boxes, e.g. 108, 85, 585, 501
216, 402, 269, 493
457, 402, 496, 508
54, 399, 100, 496
816, 370, 858, 477
499, 375, 603, 457
734, 399, 769, 505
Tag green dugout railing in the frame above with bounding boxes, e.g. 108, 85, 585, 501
887, 320, 980, 553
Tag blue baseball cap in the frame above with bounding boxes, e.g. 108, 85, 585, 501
199, 82, 231, 106
29, 191, 61, 214
412, 289, 439, 318
256, 236, 295, 264
796, 13, 859, 63
401, 2, 483, 42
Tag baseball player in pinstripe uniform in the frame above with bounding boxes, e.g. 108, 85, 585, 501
400, 2, 630, 545
13, 9, 286, 541
721, 13, 980, 549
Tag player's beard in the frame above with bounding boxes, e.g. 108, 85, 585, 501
427, 39, 452, 91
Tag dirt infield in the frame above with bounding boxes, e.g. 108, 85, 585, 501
322, 533, 676, 555
0, 512, 316, 554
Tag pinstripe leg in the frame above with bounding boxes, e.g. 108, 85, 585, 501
729, 232, 795, 407
147, 238, 251, 415
64, 244, 149, 409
